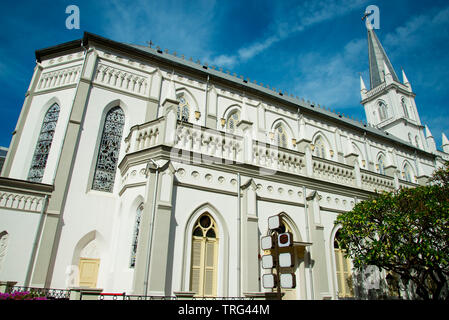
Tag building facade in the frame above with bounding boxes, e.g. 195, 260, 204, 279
0, 28, 447, 299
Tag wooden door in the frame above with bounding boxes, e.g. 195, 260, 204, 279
79, 258, 100, 288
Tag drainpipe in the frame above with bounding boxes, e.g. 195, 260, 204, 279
302, 186, 314, 299
25, 195, 49, 287
237, 172, 241, 297
144, 159, 160, 296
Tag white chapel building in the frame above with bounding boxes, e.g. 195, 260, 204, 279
0, 27, 448, 300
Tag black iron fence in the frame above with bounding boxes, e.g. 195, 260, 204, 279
6, 286, 70, 300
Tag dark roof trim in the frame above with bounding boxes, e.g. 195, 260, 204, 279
35, 39, 83, 63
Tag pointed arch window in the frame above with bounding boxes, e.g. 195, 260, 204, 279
401, 97, 409, 119
130, 203, 143, 268
314, 137, 326, 158
92, 107, 125, 192
403, 163, 414, 183
378, 101, 388, 121
377, 155, 386, 175
226, 110, 240, 133
28, 103, 60, 182
275, 125, 288, 148
415, 136, 420, 149
334, 231, 354, 298
190, 213, 218, 297
177, 96, 190, 122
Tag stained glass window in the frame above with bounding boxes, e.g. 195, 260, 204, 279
28, 103, 60, 182
92, 107, 125, 192
177, 97, 189, 122
130, 204, 143, 268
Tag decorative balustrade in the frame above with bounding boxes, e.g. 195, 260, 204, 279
174, 123, 244, 164
120, 117, 417, 194
312, 157, 356, 186
366, 82, 386, 98
124, 118, 164, 153
37, 65, 82, 91
360, 169, 395, 192
252, 142, 305, 176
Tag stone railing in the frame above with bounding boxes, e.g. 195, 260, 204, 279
360, 169, 395, 193
121, 117, 417, 194
366, 82, 386, 98
124, 118, 164, 153
173, 123, 244, 164
252, 141, 305, 176
398, 179, 418, 189
312, 157, 356, 187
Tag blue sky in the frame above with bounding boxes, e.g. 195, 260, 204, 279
0, 0, 448, 148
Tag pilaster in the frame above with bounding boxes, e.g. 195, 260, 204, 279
132, 160, 176, 296
31, 48, 98, 288
306, 191, 331, 299
240, 178, 260, 293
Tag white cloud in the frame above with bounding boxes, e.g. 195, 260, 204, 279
204, 0, 368, 69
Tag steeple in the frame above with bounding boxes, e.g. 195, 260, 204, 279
367, 28, 400, 89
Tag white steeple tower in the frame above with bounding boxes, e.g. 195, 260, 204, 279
360, 27, 425, 149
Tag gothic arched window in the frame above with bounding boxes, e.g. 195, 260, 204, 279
314, 137, 326, 158
92, 107, 125, 192
401, 97, 409, 119
190, 213, 218, 297
378, 101, 388, 121
28, 103, 60, 182
334, 231, 354, 298
130, 203, 143, 268
226, 110, 240, 133
415, 136, 420, 149
377, 155, 386, 175
275, 125, 288, 148
177, 96, 190, 122
403, 163, 414, 183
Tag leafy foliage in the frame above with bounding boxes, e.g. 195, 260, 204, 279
336, 162, 449, 300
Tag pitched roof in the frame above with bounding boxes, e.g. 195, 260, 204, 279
34, 31, 434, 158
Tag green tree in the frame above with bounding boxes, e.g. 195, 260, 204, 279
336, 162, 449, 300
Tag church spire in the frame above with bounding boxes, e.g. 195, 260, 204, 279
367, 28, 400, 89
